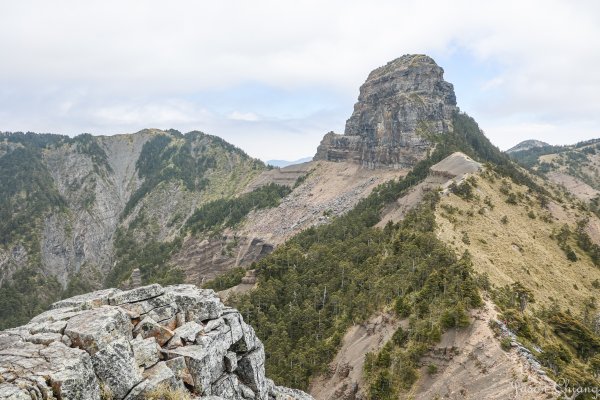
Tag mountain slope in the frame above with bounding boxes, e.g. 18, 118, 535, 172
506, 139, 550, 153
223, 62, 600, 398
510, 139, 600, 202
2, 54, 600, 400
0, 129, 268, 328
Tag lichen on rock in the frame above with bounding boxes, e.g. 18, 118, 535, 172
314, 54, 457, 169
0, 284, 313, 400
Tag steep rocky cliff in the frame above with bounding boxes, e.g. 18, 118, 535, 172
0, 283, 312, 400
314, 54, 457, 168
0, 130, 268, 328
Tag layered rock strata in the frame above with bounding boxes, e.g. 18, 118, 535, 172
314, 54, 457, 168
0, 284, 312, 400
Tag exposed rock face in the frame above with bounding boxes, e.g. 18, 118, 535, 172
314, 54, 457, 168
173, 235, 274, 286
0, 129, 265, 295
0, 284, 313, 400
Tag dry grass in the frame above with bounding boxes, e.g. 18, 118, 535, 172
145, 384, 193, 400
435, 171, 600, 312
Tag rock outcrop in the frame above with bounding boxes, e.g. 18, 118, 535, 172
0, 284, 312, 400
314, 54, 457, 168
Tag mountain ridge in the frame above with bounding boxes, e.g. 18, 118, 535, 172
2, 54, 600, 399
506, 139, 551, 153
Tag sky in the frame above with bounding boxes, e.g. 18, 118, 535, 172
1, 1, 599, 161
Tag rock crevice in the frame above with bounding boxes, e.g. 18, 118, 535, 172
0, 284, 313, 400
314, 54, 457, 168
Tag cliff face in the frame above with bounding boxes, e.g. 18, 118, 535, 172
0, 130, 269, 329
0, 284, 313, 400
0, 128, 268, 283
38, 132, 151, 288
314, 54, 457, 168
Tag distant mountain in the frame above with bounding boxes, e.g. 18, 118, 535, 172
510, 137, 600, 201
2, 54, 600, 399
266, 157, 312, 167
506, 139, 550, 153
0, 129, 270, 328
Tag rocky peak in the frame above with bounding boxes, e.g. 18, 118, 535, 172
314, 54, 458, 168
0, 284, 312, 400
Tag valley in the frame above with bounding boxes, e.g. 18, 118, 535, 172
1, 54, 600, 400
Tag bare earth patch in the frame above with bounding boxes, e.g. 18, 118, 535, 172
241, 160, 406, 244
309, 312, 402, 400
413, 300, 557, 400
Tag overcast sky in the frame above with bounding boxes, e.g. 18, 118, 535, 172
1, 0, 599, 161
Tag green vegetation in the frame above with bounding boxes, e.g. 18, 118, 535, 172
232, 190, 481, 391
107, 183, 290, 290
509, 144, 567, 169
510, 139, 600, 193
63, 269, 101, 299
69, 133, 112, 173
186, 183, 291, 235
0, 129, 272, 329
0, 137, 71, 330
203, 267, 246, 291
575, 219, 600, 266
552, 224, 580, 262
500, 337, 512, 351
1, 131, 67, 149
0, 146, 66, 249
491, 282, 600, 394
449, 114, 547, 195
293, 170, 312, 189
124, 131, 265, 217
124, 134, 210, 216
104, 228, 184, 288
225, 111, 538, 391
0, 267, 62, 329
448, 177, 476, 200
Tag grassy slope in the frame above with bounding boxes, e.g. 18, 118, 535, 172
435, 168, 600, 392
435, 169, 600, 311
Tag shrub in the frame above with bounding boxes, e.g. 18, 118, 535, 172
203, 267, 246, 291
461, 232, 471, 245
564, 245, 578, 262
394, 296, 410, 318
500, 337, 512, 351
449, 180, 474, 200
398, 364, 418, 388
440, 305, 470, 329
538, 343, 572, 374
500, 309, 534, 339
392, 327, 409, 347
368, 370, 394, 400
506, 193, 518, 205
427, 364, 438, 375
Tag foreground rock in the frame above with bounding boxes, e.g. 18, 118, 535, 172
0, 284, 312, 400
314, 54, 457, 168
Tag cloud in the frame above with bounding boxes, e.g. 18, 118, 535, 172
227, 112, 260, 122
0, 0, 599, 159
